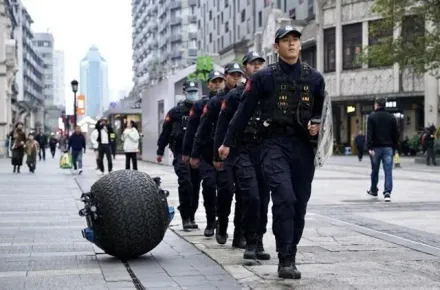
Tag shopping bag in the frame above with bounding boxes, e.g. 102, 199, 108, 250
59, 152, 73, 169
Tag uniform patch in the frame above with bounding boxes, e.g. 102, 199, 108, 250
189, 108, 195, 117
244, 79, 252, 92
221, 99, 227, 110
165, 113, 171, 122
202, 104, 208, 116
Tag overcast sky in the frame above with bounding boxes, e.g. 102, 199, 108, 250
22, 0, 133, 104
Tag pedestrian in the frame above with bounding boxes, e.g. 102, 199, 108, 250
157, 80, 201, 231
214, 51, 270, 260
96, 118, 114, 175
192, 62, 246, 249
90, 122, 100, 171
423, 124, 437, 166
49, 133, 58, 158
218, 26, 326, 279
354, 131, 366, 161
182, 71, 225, 237
122, 120, 140, 170
9, 122, 26, 174
68, 125, 86, 174
35, 129, 47, 161
25, 133, 39, 173
366, 97, 399, 202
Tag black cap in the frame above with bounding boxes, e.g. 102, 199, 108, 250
224, 62, 244, 74
207, 71, 225, 82
275, 25, 301, 40
183, 80, 198, 92
242, 51, 265, 64
374, 97, 387, 107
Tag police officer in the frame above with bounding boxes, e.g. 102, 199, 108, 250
192, 62, 246, 248
156, 80, 202, 231
182, 71, 225, 237
214, 51, 270, 261
218, 26, 325, 279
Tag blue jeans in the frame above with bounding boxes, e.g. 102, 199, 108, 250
370, 147, 393, 194
71, 150, 83, 170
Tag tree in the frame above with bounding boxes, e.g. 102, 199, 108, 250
359, 0, 440, 78
188, 56, 214, 82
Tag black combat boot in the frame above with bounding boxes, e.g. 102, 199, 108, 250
277, 250, 301, 279
232, 229, 246, 249
182, 218, 192, 231
13, 165, 16, 173
243, 243, 257, 260
204, 219, 216, 237
256, 236, 270, 260
215, 218, 228, 244
189, 217, 199, 229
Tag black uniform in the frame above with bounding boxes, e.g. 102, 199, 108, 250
157, 100, 201, 227
224, 29, 325, 278
215, 79, 270, 260
35, 133, 47, 161
182, 91, 218, 235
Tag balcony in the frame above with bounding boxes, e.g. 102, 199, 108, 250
170, 34, 182, 43
170, 0, 181, 10
170, 15, 182, 26
171, 50, 183, 59
188, 32, 197, 39
187, 15, 197, 23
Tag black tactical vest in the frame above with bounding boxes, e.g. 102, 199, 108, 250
171, 101, 190, 138
260, 63, 313, 130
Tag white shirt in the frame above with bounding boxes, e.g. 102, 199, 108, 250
100, 127, 109, 144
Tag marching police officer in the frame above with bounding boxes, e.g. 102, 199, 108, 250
156, 80, 202, 231
214, 51, 270, 261
219, 26, 325, 279
193, 62, 246, 248
182, 71, 225, 237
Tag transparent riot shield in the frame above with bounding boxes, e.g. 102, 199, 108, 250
314, 92, 333, 167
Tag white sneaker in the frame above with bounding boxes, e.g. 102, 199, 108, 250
78, 169, 83, 175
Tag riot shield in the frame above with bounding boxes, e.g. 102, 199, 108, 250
314, 92, 333, 167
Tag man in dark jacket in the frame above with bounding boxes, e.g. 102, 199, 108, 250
367, 97, 399, 202
68, 125, 86, 174
97, 117, 115, 174
423, 125, 437, 166
354, 131, 366, 161
35, 129, 47, 161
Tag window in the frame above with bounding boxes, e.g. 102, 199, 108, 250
342, 23, 362, 70
225, 21, 229, 33
225, 0, 228, 8
209, 10, 212, 20
289, 8, 296, 20
324, 28, 336, 72
258, 11, 262, 27
217, 39, 220, 50
221, 36, 224, 48
241, 9, 245, 22
213, 17, 216, 29
221, 12, 223, 23
368, 19, 393, 67
402, 15, 424, 43
301, 46, 316, 68
247, 19, 250, 33
237, 25, 240, 38
209, 33, 212, 42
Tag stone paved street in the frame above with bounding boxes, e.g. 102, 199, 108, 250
0, 152, 243, 290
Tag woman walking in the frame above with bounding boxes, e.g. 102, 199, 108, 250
122, 120, 140, 170
9, 122, 26, 173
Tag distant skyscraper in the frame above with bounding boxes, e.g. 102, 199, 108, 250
53, 50, 65, 107
80, 46, 109, 117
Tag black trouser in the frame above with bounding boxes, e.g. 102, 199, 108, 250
173, 153, 201, 220
237, 144, 270, 243
38, 147, 46, 160
125, 152, 138, 170
426, 147, 437, 165
216, 152, 243, 234
357, 146, 364, 160
198, 159, 217, 223
98, 144, 113, 172
260, 136, 315, 258
50, 145, 56, 157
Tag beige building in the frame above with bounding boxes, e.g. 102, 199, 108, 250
257, 0, 439, 147
0, 0, 19, 157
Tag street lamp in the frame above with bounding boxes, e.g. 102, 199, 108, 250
71, 80, 79, 127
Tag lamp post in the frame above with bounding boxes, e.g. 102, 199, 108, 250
71, 80, 79, 127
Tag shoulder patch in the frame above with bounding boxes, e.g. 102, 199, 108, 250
221, 99, 227, 110
165, 113, 171, 122
202, 104, 208, 116
189, 108, 195, 117
244, 79, 252, 92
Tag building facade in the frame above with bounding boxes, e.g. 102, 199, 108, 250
258, 0, 439, 148
12, 0, 44, 131
131, 0, 199, 88
197, 0, 311, 65
33, 33, 54, 106
53, 50, 65, 107
80, 46, 109, 117
0, 0, 19, 157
